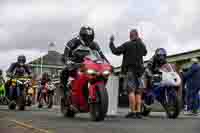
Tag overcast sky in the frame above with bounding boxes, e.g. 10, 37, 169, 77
0, 0, 200, 70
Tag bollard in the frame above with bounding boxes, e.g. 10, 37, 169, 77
106, 74, 119, 116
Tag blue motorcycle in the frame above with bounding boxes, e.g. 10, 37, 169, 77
142, 64, 182, 119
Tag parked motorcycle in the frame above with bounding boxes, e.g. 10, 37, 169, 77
8, 77, 31, 110
142, 63, 182, 119
38, 82, 55, 108
60, 48, 112, 121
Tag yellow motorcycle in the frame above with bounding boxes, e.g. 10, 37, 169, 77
8, 77, 31, 110
26, 82, 34, 106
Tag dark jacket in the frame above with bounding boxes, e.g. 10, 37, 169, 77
63, 37, 109, 64
110, 38, 147, 74
7, 62, 32, 77
183, 63, 200, 91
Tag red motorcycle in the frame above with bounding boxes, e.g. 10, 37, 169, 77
61, 49, 112, 121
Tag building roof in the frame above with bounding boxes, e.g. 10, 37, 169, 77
167, 49, 200, 62
29, 51, 64, 66
167, 49, 200, 58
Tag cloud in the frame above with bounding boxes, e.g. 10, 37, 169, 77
0, 0, 200, 68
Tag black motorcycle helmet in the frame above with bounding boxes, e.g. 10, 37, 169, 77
154, 48, 167, 66
17, 55, 26, 66
79, 26, 94, 45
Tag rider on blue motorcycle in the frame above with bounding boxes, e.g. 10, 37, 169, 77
143, 48, 182, 118
6, 55, 32, 99
144, 48, 168, 88
145, 48, 180, 89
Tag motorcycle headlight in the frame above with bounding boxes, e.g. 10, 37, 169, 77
86, 69, 97, 75
103, 70, 111, 76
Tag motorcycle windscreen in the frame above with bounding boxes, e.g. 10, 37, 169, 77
160, 63, 176, 72
74, 45, 104, 62
160, 64, 181, 86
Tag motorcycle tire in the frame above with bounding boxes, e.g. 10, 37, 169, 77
8, 101, 16, 110
90, 87, 108, 121
38, 103, 43, 108
38, 93, 44, 108
163, 89, 181, 119
60, 97, 75, 118
26, 99, 32, 106
18, 96, 25, 111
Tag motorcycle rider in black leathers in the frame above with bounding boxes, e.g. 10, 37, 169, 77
6, 55, 32, 99
144, 48, 168, 89
60, 26, 109, 96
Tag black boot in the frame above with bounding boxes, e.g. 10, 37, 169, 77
136, 112, 143, 119
125, 112, 136, 118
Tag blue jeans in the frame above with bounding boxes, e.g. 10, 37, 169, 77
187, 88, 200, 111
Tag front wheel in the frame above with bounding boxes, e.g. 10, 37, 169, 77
38, 93, 44, 108
26, 96, 32, 106
163, 89, 181, 119
8, 101, 16, 110
18, 95, 25, 111
90, 87, 108, 121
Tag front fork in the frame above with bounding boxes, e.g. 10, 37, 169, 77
88, 81, 105, 103
9, 86, 21, 99
162, 87, 178, 105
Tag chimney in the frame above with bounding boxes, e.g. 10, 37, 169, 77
48, 42, 56, 53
